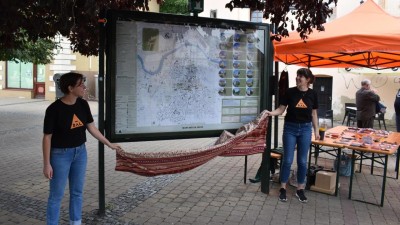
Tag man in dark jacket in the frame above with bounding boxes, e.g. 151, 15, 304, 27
356, 79, 380, 128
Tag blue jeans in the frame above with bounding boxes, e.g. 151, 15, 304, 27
281, 122, 312, 186
47, 143, 87, 225
396, 114, 400, 132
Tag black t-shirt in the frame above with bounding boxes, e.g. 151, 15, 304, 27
395, 89, 400, 115
43, 98, 94, 148
280, 87, 318, 123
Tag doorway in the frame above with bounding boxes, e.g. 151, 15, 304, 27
34, 82, 45, 98
313, 76, 333, 117
33, 65, 45, 99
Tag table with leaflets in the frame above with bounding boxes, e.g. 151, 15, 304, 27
310, 126, 399, 206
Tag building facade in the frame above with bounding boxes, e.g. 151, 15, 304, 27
0, 1, 159, 101
1, 0, 398, 126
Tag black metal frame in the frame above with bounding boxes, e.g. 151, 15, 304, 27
357, 149, 399, 179
310, 143, 399, 206
348, 146, 400, 207
348, 151, 387, 206
105, 10, 272, 142
98, 9, 275, 211
341, 104, 356, 125
275, 51, 400, 70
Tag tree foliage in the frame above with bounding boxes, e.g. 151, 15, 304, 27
0, 29, 57, 64
0, 0, 161, 63
226, 0, 338, 40
160, 0, 189, 15
0, 0, 337, 63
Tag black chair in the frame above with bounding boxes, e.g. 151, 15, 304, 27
342, 103, 356, 125
324, 110, 334, 128
346, 111, 357, 126
375, 111, 387, 130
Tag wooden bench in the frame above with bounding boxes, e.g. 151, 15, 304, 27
271, 152, 282, 159
244, 151, 282, 184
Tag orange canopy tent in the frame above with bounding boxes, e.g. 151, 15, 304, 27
274, 0, 400, 69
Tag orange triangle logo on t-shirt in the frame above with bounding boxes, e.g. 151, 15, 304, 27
296, 99, 308, 108
71, 114, 84, 129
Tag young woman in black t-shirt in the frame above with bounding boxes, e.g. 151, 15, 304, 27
42, 72, 121, 225
266, 68, 319, 203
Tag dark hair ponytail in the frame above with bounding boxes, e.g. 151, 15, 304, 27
297, 68, 315, 84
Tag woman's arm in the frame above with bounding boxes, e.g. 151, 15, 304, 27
267, 105, 287, 116
86, 122, 121, 150
312, 109, 320, 140
42, 134, 53, 179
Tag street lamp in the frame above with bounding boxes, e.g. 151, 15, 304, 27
188, 0, 204, 17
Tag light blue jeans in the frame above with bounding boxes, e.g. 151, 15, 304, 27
47, 143, 87, 225
281, 122, 312, 186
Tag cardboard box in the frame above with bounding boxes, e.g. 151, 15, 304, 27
310, 185, 335, 195
315, 171, 336, 190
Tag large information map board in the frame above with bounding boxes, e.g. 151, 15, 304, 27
105, 10, 272, 142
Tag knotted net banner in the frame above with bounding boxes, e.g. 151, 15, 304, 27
116, 110, 269, 176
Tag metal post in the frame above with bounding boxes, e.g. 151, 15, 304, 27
348, 150, 356, 199
97, 10, 106, 216
189, 0, 203, 17
261, 27, 274, 194
244, 156, 247, 184
274, 61, 279, 148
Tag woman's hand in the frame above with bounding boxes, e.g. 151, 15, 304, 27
315, 133, 320, 141
43, 164, 53, 179
108, 143, 122, 151
266, 105, 287, 117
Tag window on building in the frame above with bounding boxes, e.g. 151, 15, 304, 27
251, 10, 263, 23
6, 60, 45, 89
37, 64, 46, 82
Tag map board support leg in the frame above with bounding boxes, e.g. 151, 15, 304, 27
261, 34, 274, 194
97, 10, 106, 216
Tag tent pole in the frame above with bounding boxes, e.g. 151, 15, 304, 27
368, 52, 371, 67
274, 62, 279, 149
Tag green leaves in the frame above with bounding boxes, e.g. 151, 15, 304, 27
0, 0, 152, 62
0, 29, 57, 64
225, 0, 338, 40
0, 0, 338, 64
160, 0, 190, 14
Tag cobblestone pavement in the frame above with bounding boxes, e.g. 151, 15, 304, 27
1, 97, 400, 225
